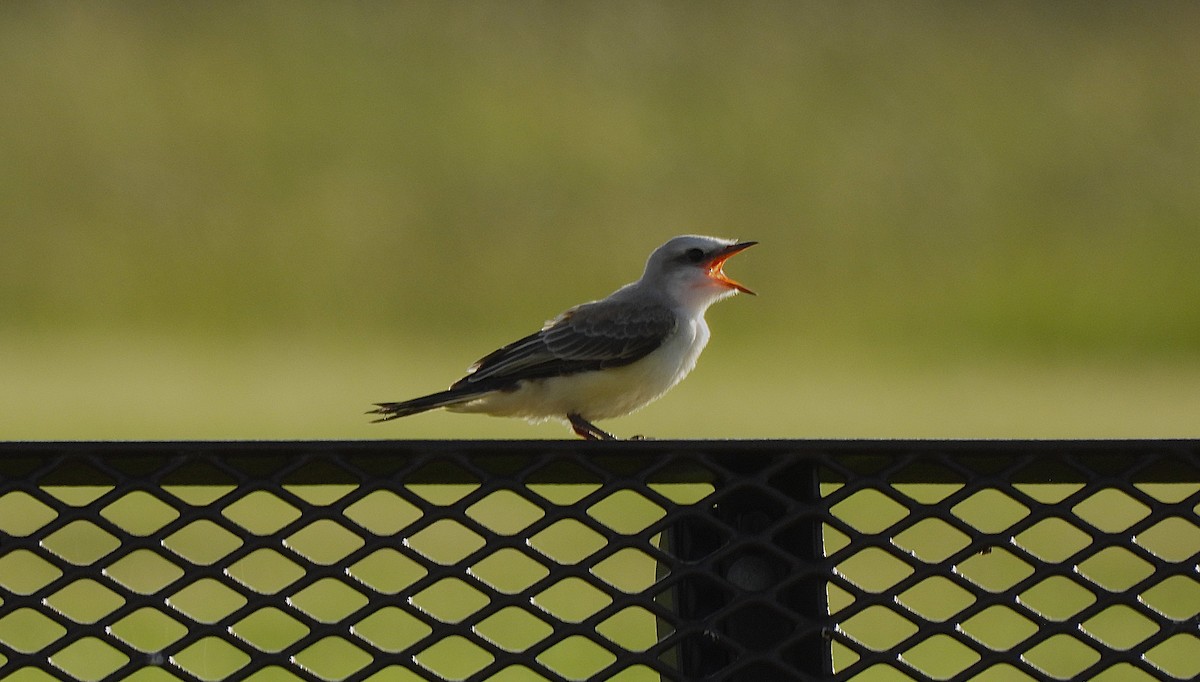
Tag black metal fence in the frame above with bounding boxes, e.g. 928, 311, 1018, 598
1, 440, 1198, 681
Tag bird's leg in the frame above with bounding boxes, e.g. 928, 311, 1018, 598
568, 414, 617, 441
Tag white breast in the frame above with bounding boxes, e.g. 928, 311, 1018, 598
451, 316, 710, 423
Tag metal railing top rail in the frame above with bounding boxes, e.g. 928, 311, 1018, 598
4, 438, 1198, 484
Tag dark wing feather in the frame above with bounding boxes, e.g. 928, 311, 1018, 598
450, 300, 676, 391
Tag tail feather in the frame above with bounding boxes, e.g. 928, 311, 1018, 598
368, 387, 488, 423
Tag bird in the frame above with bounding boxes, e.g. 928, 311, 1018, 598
369, 235, 756, 439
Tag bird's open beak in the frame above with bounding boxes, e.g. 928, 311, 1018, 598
706, 241, 757, 295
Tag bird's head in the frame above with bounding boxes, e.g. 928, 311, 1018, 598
641, 235, 757, 309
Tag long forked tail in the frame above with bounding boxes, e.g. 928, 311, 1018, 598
367, 387, 488, 423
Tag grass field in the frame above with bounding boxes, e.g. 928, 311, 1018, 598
4, 332, 1200, 441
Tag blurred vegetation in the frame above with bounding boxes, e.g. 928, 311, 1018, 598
2, 2, 1199, 439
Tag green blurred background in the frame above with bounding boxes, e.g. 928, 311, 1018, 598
3, 2, 1199, 440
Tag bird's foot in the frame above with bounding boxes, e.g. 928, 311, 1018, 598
568, 414, 617, 441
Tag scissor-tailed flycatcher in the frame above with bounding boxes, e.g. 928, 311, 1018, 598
370, 235, 756, 439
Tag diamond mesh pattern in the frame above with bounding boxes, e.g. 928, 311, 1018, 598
1, 441, 1198, 681
820, 442, 1200, 681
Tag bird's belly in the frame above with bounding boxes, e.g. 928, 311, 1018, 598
452, 321, 709, 422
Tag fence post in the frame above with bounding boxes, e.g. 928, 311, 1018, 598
660, 456, 831, 680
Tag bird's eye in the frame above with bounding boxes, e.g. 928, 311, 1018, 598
684, 248, 706, 263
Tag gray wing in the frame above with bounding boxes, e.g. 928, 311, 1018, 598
450, 299, 677, 390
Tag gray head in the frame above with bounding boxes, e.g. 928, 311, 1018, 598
639, 235, 757, 309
